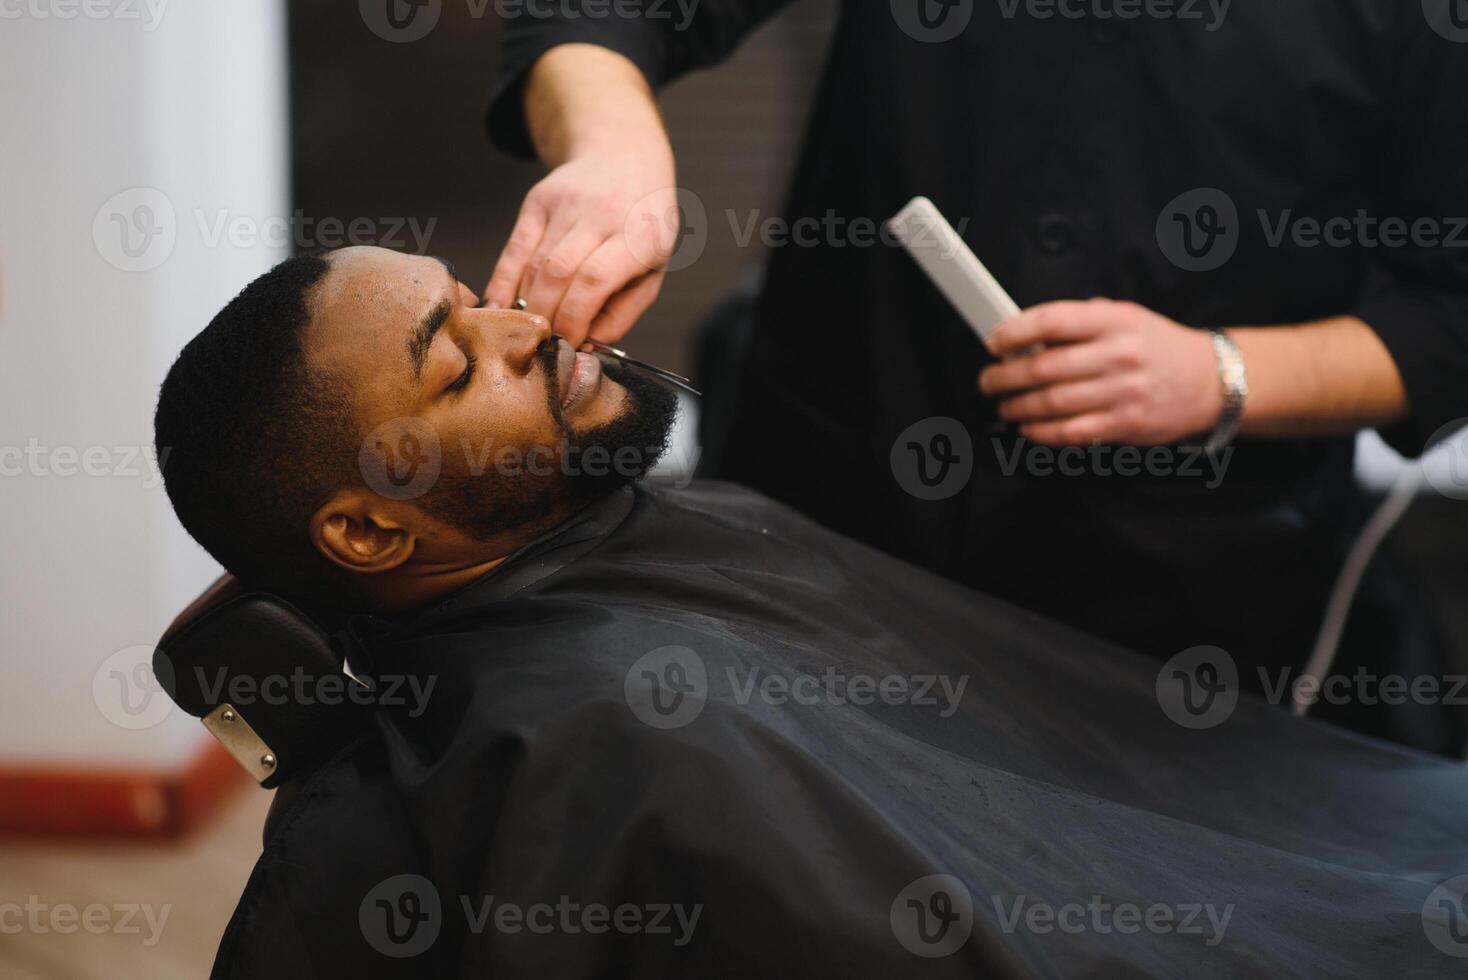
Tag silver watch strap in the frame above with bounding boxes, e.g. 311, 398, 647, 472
1206, 329, 1248, 452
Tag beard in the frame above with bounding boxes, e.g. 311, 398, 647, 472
418, 355, 680, 542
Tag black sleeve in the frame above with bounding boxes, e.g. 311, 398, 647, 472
1351, 9, 1468, 456
486, 0, 798, 158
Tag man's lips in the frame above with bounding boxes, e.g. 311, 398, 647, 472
554, 338, 601, 411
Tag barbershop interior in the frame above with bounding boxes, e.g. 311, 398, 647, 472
3, 2, 1468, 978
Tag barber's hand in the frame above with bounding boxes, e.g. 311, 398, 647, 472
978, 299, 1223, 445
483, 150, 677, 349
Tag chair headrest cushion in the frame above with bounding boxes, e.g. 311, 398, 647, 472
154, 576, 369, 788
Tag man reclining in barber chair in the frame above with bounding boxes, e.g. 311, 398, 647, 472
153, 246, 1467, 978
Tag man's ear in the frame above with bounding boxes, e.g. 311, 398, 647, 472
310, 489, 417, 574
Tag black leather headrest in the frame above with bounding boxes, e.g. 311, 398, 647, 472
154, 575, 369, 789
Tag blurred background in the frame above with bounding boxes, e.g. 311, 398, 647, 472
0, 2, 1463, 977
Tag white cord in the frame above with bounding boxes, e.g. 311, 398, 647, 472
1292, 464, 1426, 716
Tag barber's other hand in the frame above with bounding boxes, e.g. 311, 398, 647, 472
483, 150, 677, 349
978, 299, 1223, 445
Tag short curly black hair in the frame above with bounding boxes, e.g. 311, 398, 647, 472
154, 254, 360, 606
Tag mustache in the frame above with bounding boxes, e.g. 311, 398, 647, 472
538, 337, 572, 437
534, 338, 560, 387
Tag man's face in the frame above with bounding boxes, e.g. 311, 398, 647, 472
306, 246, 672, 541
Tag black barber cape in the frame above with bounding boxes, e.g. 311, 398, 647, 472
213, 483, 1468, 978
488, 2, 1468, 724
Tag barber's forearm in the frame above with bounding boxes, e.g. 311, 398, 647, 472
1231, 317, 1409, 437
524, 44, 672, 167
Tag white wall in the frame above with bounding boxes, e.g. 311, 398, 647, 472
0, 1, 289, 768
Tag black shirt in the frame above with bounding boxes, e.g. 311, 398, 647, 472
488, 3, 1468, 682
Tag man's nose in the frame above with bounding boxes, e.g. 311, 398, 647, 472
477, 308, 552, 370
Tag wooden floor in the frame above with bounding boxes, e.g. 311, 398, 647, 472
0, 789, 274, 979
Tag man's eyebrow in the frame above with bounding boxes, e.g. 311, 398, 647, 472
408, 298, 453, 382
406, 258, 461, 381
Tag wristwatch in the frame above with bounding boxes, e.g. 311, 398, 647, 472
1205, 329, 1248, 452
